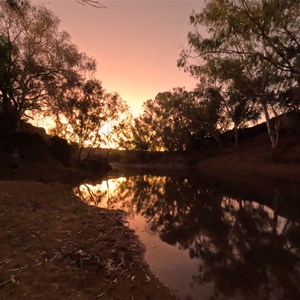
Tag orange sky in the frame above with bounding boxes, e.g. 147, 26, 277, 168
31, 0, 205, 116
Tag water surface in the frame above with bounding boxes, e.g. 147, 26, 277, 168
74, 175, 300, 300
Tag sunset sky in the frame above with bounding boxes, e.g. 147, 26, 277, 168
31, 0, 205, 116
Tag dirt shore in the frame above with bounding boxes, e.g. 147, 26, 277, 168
0, 180, 173, 300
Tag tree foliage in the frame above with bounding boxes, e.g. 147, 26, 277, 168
197, 57, 262, 145
179, 0, 300, 148
126, 0, 300, 152
49, 79, 128, 161
0, 0, 129, 160
140, 88, 196, 151
124, 87, 230, 152
0, 0, 96, 131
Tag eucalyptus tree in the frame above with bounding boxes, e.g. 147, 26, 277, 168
224, 89, 261, 146
50, 79, 129, 162
193, 84, 227, 146
112, 114, 154, 151
114, 88, 196, 152
0, 0, 96, 131
123, 86, 227, 152
198, 57, 261, 146
138, 88, 197, 151
179, 0, 300, 148
129, 118, 152, 151
4, 0, 26, 12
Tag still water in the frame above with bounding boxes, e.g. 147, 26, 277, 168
74, 175, 300, 300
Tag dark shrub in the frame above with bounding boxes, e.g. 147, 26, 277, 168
49, 136, 72, 166
79, 155, 112, 173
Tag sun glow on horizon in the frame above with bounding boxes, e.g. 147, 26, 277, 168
29, 114, 123, 150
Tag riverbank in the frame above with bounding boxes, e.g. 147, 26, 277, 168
0, 181, 173, 299
110, 134, 300, 193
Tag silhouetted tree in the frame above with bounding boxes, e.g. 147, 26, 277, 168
193, 85, 226, 146
0, 0, 96, 131
179, 0, 300, 148
130, 88, 203, 151
112, 115, 153, 151
49, 79, 128, 162
197, 58, 261, 146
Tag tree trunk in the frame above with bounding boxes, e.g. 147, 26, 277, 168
85, 132, 100, 161
0, 92, 20, 132
234, 126, 238, 148
76, 147, 83, 165
85, 147, 95, 161
272, 189, 280, 237
2, 92, 13, 112
261, 101, 277, 149
210, 130, 222, 147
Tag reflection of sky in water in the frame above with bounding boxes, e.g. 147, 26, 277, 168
74, 176, 299, 300
130, 214, 213, 300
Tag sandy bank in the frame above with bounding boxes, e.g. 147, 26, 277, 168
0, 181, 173, 300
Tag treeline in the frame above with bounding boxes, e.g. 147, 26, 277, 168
115, 0, 300, 151
0, 0, 128, 161
1, 0, 300, 155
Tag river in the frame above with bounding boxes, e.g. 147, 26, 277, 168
74, 173, 300, 300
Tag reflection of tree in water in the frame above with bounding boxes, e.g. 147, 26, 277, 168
191, 197, 300, 299
76, 176, 300, 299
74, 183, 107, 207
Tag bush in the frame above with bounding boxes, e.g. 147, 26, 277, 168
49, 136, 72, 166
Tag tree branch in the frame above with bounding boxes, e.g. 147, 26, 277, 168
241, 0, 297, 74
75, 0, 106, 9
